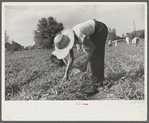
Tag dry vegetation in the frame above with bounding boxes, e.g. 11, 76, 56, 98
5, 39, 145, 100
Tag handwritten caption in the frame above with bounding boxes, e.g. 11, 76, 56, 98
76, 102, 88, 105
130, 100, 145, 104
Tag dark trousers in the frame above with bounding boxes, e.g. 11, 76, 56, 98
89, 19, 108, 84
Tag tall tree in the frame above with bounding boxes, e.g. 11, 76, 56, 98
33, 17, 64, 49
107, 27, 117, 41
5, 42, 11, 52
5, 30, 9, 43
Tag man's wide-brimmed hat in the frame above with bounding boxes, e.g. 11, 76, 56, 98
53, 28, 74, 59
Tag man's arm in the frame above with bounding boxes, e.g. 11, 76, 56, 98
62, 58, 67, 66
63, 48, 74, 81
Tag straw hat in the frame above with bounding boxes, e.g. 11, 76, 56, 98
53, 28, 74, 59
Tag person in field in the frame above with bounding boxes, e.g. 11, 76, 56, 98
76, 44, 86, 53
108, 40, 112, 47
114, 40, 118, 46
125, 33, 129, 45
132, 37, 139, 47
53, 19, 108, 95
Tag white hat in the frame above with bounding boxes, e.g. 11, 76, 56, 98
53, 28, 74, 59
52, 51, 56, 56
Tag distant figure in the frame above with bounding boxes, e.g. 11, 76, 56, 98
126, 37, 129, 44
76, 44, 87, 53
132, 37, 139, 47
125, 33, 129, 44
114, 40, 118, 46
108, 40, 112, 47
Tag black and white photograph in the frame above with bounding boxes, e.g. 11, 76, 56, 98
2, 2, 147, 121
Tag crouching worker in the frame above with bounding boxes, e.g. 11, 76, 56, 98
53, 19, 108, 95
50, 51, 67, 67
132, 37, 139, 47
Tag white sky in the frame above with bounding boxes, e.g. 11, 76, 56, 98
4, 2, 146, 47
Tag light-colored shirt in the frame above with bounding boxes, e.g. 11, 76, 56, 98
72, 20, 95, 43
132, 37, 139, 44
126, 37, 129, 41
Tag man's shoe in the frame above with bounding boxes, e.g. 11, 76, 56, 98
82, 85, 99, 96
93, 82, 104, 88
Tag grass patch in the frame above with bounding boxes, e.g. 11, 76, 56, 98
5, 40, 145, 100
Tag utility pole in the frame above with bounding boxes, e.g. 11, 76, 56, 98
133, 21, 136, 31
133, 21, 136, 36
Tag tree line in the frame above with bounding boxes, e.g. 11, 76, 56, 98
107, 27, 144, 42
5, 31, 24, 53
5, 17, 64, 52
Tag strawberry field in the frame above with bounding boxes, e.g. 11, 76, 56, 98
5, 39, 145, 100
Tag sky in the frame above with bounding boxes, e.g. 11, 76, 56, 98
4, 2, 146, 47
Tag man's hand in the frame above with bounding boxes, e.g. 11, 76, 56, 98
62, 49, 74, 82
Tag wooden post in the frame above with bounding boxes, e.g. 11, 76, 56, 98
133, 21, 136, 37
